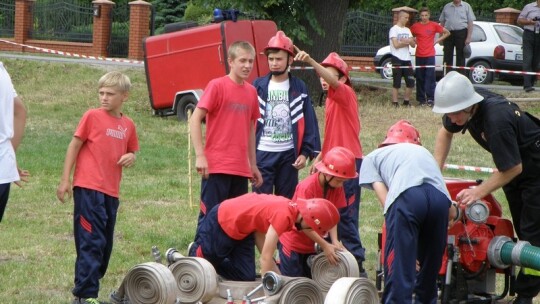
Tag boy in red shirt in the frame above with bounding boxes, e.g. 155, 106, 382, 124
294, 48, 366, 274
190, 41, 263, 245
410, 7, 450, 106
279, 146, 357, 277
188, 192, 339, 281
57, 71, 139, 304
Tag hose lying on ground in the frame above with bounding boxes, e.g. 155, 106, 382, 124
310, 250, 360, 293
324, 277, 380, 304
169, 256, 218, 304
262, 271, 324, 304
110, 262, 178, 304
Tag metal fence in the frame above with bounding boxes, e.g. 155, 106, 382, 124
340, 10, 496, 57
31, 1, 93, 42
0, 0, 15, 38
108, 3, 130, 58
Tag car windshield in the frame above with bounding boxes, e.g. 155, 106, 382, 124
494, 25, 523, 45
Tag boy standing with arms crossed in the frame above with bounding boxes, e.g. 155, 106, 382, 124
294, 48, 366, 275
57, 71, 139, 304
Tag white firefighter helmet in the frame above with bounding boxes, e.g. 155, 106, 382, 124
433, 71, 483, 114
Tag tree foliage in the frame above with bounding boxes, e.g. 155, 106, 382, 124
150, 0, 188, 33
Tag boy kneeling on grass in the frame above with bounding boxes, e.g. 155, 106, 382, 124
57, 71, 139, 304
188, 192, 340, 281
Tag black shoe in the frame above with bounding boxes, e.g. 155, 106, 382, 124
524, 87, 535, 92
402, 100, 411, 107
392, 102, 399, 108
510, 296, 533, 304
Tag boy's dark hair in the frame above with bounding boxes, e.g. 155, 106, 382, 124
419, 7, 430, 14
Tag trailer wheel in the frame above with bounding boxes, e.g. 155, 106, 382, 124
177, 95, 197, 121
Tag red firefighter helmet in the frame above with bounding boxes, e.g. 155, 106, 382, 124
264, 31, 294, 56
379, 120, 421, 147
296, 198, 340, 236
321, 52, 350, 85
315, 146, 358, 179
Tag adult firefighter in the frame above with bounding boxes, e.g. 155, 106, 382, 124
253, 31, 320, 199
433, 71, 540, 304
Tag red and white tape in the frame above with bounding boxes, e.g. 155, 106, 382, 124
443, 163, 498, 173
2, 39, 538, 76
0, 39, 144, 65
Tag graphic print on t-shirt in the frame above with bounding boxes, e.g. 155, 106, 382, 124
259, 80, 294, 152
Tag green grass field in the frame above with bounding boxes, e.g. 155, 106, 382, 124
1, 57, 540, 303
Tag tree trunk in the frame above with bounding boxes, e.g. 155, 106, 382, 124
294, 0, 351, 103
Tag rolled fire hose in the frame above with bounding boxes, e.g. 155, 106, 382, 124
169, 256, 218, 303
489, 236, 540, 270
262, 271, 324, 304
324, 277, 380, 304
110, 262, 178, 304
310, 250, 360, 293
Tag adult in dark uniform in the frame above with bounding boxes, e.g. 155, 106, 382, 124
433, 71, 540, 304
517, 1, 540, 92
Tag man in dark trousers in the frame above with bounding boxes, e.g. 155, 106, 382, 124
433, 71, 540, 304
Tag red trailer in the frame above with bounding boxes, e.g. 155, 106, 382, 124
143, 20, 277, 120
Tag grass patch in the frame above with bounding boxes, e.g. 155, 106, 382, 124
1, 58, 539, 303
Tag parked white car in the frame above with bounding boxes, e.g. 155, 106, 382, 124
373, 21, 524, 84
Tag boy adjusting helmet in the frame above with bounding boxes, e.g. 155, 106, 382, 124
315, 146, 358, 179
321, 52, 351, 85
379, 119, 421, 147
296, 198, 340, 236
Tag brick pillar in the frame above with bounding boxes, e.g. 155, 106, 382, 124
392, 7, 417, 27
494, 7, 521, 25
92, 0, 115, 57
14, 0, 35, 52
128, 0, 152, 60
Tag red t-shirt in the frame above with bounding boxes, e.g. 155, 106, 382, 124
279, 173, 346, 253
73, 109, 139, 198
197, 76, 260, 177
322, 83, 362, 158
218, 193, 298, 240
410, 21, 444, 58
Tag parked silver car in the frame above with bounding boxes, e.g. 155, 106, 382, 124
373, 21, 524, 85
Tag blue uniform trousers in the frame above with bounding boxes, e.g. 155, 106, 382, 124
72, 187, 119, 298
254, 149, 298, 199
338, 158, 365, 269
382, 184, 450, 304
190, 206, 256, 281
194, 174, 248, 245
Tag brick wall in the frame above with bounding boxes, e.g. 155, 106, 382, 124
0, 0, 151, 60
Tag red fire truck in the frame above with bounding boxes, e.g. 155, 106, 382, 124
143, 17, 277, 120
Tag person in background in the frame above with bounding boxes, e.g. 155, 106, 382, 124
56, 71, 139, 304
294, 47, 366, 275
410, 7, 450, 106
189, 192, 339, 281
189, 41, 263, 246
389, 10, 416, 107
517, 1, 540, 93
359, 120, 453, 304
439, 0, 475, 75
0, 61, 28, 223
253, 31, 320, 199
433, 71, 540, 304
